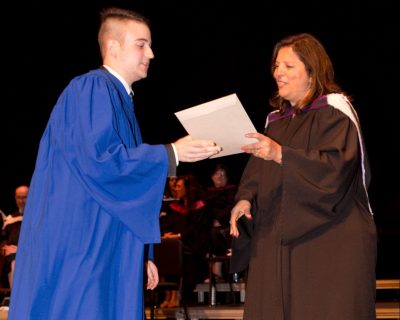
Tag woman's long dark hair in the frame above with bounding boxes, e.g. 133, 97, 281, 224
270, 33, 344, 113
178, 174, 205, 210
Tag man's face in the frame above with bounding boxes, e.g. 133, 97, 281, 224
119, 20, 154, 84
15, 186, 29, 212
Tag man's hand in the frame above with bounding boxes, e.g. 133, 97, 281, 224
174, 135, 222, 162
146, 260, 159, 290
2, 215, 23, 230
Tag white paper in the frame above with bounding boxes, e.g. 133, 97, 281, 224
175, 93, 257, 158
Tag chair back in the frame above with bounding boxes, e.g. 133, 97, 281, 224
154, 238, 183, 278
148, 239, 186, 320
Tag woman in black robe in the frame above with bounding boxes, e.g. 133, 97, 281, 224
230, 33, 377, 320
163, 174, 212, 305
205, 164, 237, 282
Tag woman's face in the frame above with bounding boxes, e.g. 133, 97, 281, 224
212, 169, 227, 188
174, 179, 186, 199
168, 177, 177, 189
273, 46, 311, 107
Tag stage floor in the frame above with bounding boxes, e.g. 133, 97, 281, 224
0, 301, 397, 319
145, 301, 400, 320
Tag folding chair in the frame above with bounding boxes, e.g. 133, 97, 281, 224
148, 238, 185, 320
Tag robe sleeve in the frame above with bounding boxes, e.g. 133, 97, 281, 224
230, 159, 259, 272
53, 73, 168, 242
234, 156, 260, 203
281, 107, 361, 244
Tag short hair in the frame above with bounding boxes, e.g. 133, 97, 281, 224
98, 7, 151, 58
270, 33, 343, 112
99, 7, 150, 26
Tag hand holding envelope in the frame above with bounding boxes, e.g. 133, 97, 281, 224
173, 135, 222, 162
175, 94, 257, 158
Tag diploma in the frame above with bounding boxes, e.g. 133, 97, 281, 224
175, 93, 257, 158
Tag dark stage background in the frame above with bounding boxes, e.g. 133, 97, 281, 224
1, 1, 399, 277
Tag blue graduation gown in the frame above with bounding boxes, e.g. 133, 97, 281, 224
9, 68, 168, 319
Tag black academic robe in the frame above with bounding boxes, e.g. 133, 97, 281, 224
206, 185, 237, 256
163, 200, 212, 303
233, 94, 377, 320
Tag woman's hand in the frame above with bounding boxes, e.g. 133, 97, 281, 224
241, 132, 282, 164
162, 232, 181, 239
2, 244, 17, 256
230, 200, 252, 238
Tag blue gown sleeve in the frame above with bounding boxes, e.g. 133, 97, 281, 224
51, 73, 168, 242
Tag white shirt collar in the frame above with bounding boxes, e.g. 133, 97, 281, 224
102, 65, 134, 96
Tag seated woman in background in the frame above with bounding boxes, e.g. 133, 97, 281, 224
158, 176, 179, 308
162, 174, 212, 305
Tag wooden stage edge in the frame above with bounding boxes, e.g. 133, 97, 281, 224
146, 301, 400, 320
146, 279, 400, 319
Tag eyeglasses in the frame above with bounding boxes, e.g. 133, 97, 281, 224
213, 171, 226, 177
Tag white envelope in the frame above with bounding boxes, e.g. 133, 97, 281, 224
175, 93, 257, 158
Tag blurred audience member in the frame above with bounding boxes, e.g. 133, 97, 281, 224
162, 174, 211, 305
1, 185, 29, 288
160, 176, 179, 235
205, 164, 237, 283
163, 176, 178, 200
158, 176, 179, 308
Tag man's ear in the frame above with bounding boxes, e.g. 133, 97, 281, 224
108, 39, 120, 58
